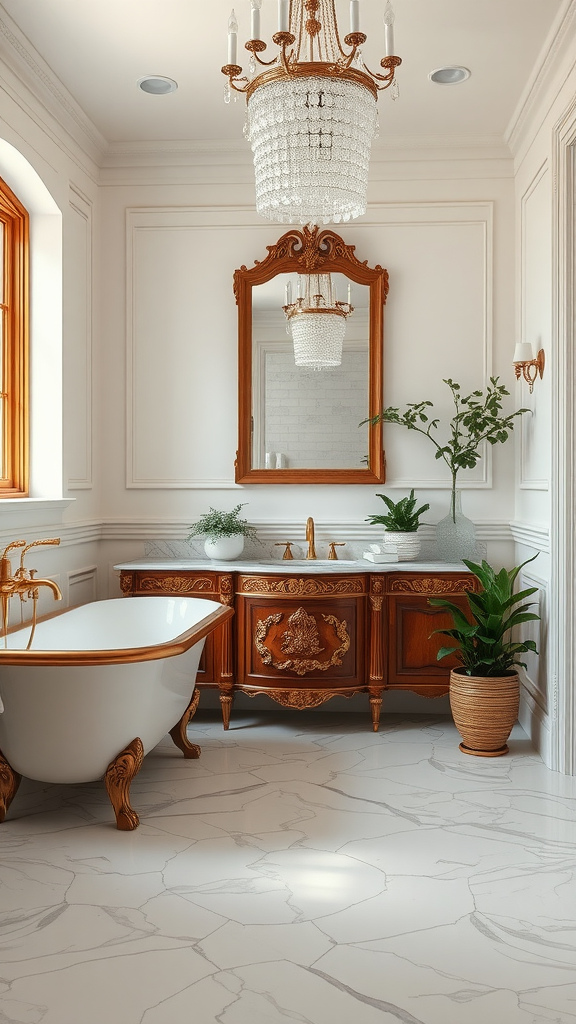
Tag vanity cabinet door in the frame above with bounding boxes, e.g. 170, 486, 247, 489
386, 573, 477, 695
235, 574, 367, 693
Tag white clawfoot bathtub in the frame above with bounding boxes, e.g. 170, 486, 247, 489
0, 596, 233, 829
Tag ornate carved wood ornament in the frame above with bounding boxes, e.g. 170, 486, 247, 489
255, 605, 350, 676
389, 577, 475, 595
240, 576, 364, 597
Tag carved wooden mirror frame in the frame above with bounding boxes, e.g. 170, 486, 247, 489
234, 225, 388, 484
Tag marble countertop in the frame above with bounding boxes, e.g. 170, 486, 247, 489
114, 558, 469, 575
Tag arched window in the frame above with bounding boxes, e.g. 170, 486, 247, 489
0, 174, 28, 495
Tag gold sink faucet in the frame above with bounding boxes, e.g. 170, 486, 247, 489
0, 538, 62, 648
306, 517, 317, 560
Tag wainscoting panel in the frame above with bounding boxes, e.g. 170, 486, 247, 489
67, 565, 97, 606
66, 185, 93, 489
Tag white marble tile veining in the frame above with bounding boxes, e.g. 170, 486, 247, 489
1, 712, 575, 1024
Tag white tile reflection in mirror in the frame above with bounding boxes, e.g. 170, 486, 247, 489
252, 274, 370, 471
1, 712, 575, 1024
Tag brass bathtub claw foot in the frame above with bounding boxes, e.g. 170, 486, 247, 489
0, 748, 21, 822
169, 689, 201, 759
104, 737, 144, 831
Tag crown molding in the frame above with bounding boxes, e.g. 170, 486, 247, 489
506, 0, 576, 161
99, 133, 513, 186
0, 8, 106, 168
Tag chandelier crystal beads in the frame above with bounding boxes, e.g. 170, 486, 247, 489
283, 273, 354, 369
222, 0, 401, 226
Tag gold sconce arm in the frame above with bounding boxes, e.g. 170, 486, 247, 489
513, 348, 545, 394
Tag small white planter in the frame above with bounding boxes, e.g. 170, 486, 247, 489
382, 531, 421, 561
204, 535, 245, 561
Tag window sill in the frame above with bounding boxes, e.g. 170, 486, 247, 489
0, 498, 75, 528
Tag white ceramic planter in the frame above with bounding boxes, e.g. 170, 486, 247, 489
382, 531, 421, 561
204, 535, 245, 561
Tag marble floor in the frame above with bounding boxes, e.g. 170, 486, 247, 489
1, 711, 576, 1024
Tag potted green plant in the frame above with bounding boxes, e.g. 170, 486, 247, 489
365, 489, 430, 560
187, 504, 258, 561
365, 378, 528, 561
429, 556, 540, 756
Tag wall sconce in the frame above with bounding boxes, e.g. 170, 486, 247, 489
513, 343, 545, 393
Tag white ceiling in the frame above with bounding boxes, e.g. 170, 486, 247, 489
0, 0, 566, 146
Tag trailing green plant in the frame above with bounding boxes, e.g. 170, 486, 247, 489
365, 489, 430, 533
364, 378, 528, 522
429, 556, 540, 676
187, 504, 258, 542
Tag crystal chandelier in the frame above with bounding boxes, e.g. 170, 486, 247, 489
222, 0, 401, 225
282, 273, 354, 369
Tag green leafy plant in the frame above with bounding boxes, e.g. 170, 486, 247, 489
187, 504, 258, 542
366, 489, 430, 533
365, 378, 528, 522
429, 556, 540, 676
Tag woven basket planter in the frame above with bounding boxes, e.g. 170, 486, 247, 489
449, 669, 520, 757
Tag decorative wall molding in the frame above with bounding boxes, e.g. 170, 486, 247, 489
510, 520, 550, 552
548, 104, 576, 774
519, 161, 551, 490
0, 10, 105, 170
518, 569, 548, 716
68, 565, 97, 606
507, 0, 576, 163
99, 136, 513, 187
66, 185, 93, 489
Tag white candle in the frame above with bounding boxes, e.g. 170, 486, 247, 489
347, 282, 352, 306
285, 279, 292, 305
383, 0, 395, 56
350, 0, 360, 33
278, 0, 289, 32
251, 0, 262, 39
228, 9, 238, 65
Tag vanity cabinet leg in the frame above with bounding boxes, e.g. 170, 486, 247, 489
104, 737, 144, 831
0, 749, 21, 822
369, 689, 384, 732
220, 693, 233, 730
169, 689, 201, 759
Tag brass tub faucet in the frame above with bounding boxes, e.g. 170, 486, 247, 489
0, 538, 62, 648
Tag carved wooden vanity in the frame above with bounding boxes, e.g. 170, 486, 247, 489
117, 560, 479, 731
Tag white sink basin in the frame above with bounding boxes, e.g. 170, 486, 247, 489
256, 559, 360, 566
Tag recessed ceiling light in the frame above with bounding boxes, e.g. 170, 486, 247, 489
137, 76, 178, 95
429, 66, 471, 86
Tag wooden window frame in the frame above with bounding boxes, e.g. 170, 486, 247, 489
0, 175, 29, 496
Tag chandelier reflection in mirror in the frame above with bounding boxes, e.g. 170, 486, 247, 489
221, 0, 401, 225
282, 273, 354, 368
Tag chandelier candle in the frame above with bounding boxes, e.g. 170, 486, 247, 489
221, 0, 402, 225
227, 10, 238, 65
383, 1, 395, 56
251, 0, 262, 40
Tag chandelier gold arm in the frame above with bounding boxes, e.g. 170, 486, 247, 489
367, 54, 402, 90
221, 64, 249, 94
245, 39, 278, 68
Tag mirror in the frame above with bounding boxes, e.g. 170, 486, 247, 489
234, 226, 388, 484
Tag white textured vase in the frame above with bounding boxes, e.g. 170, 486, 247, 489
435, 491, 477, 563
382, 531, 421, 561
204, 536, 245, 561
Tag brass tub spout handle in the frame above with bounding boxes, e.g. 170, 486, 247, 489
328, 542, 346, 560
